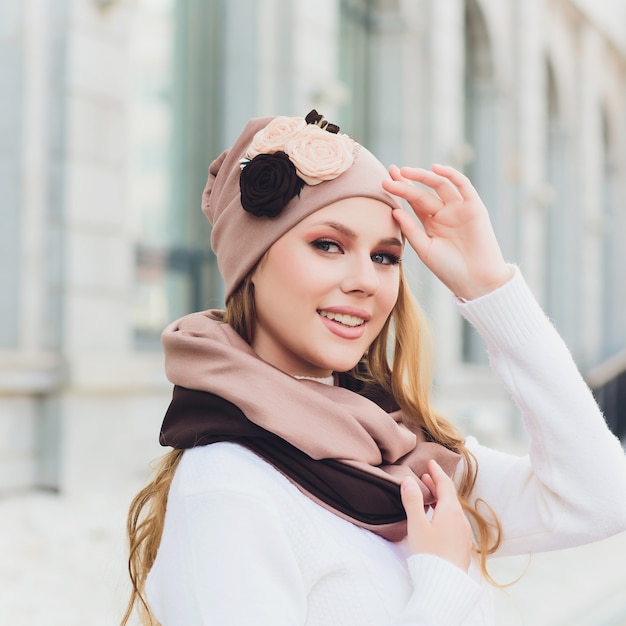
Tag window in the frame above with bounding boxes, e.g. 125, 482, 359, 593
0, 2, 22, 347
601, 108, 625, 358
462, 0, 497, 364
129, 0, 224, 347
338, 0, 403, 161
545, 60, 579, 354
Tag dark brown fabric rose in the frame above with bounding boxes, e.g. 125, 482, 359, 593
240, 151, 303, 218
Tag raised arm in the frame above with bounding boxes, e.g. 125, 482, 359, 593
457, 271, 626, 554
384, 164, 626, 554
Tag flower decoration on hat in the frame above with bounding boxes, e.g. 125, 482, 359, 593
239, 110, 355, 217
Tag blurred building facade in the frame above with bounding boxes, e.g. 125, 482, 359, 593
2, 0, 626, 495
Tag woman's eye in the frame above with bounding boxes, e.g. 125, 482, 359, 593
372, 252, 401, 265
313, 240, 342, 254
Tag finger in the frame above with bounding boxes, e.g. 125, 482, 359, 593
401, 477, 431, 556
425, 460, 461, 510
387, 164, 445, 215
426, 459, 455, 489
400, 476, 427, 526
391, 209, 431, 263
383, 177, 442, 217
388, 163, 411, 183
421, 472, 436, 496
398, 167, 463, 204
430, 164, 481, 202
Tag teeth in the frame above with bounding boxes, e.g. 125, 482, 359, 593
319, 311, 365, 327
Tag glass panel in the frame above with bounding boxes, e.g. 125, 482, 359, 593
462, 0, 496, 365
338, 0, 403, 162
0, 3, 23, 347
128, 0, 222, 348
601, 111, 624, 358
338, 0, 372, 142
545, 61, 577, 354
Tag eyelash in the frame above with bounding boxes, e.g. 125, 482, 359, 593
312, 239, 341, 254
311, 240, 401, 266
372, 252, 401, 266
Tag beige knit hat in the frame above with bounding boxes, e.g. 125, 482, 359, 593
202, 111, 402, 302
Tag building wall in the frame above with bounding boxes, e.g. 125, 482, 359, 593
0, 0, 169, 494
1, 0, 625, 493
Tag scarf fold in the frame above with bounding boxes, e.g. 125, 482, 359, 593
160, 310, 461, 541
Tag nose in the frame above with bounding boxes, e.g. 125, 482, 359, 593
340, 255, 379, 296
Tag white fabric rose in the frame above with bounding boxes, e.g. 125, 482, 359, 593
246, 116, 307, 159
285, 125, 355, 185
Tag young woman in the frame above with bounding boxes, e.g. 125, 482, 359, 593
123, 111, 626, 625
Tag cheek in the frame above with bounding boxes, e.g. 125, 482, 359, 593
254, 254, 312, 306
379, 274, 400, 314
277, 251, 332, 298
277, 259, 313, 299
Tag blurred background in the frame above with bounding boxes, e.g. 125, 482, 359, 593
1, 0, 626, 624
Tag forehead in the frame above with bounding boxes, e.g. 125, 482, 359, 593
296, 197, 401, 235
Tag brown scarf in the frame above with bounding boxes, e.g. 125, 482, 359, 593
160, 310, 460, 541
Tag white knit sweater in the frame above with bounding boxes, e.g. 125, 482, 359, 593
146, 270, 626, 625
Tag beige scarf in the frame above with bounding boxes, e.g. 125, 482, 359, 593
160, 310, 461, 541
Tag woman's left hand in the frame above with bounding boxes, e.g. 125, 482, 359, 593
382, 164, 513, 300
401, 459, 473, 572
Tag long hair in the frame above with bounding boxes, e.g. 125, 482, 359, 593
122, 450, 183, 626
123, 267, 502, 624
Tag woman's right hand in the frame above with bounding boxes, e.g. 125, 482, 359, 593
401, 459, 473, 572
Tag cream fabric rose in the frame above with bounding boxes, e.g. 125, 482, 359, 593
285, 125, 355, 185
246, 116, 307, 159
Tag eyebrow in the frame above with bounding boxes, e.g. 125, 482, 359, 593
316, 221, 403, 248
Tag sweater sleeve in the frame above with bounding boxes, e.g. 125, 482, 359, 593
456, 267, 626, 555
394, 555, 483, 625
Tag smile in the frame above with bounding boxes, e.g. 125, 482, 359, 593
318, 310, 365, 327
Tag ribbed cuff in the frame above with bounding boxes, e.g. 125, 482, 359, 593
404, 554, 483, 624
455, 266, 549, 352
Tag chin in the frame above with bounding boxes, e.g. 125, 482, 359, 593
322, 355, 363, 374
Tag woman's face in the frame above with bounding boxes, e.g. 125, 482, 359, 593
250, 197, 403, 378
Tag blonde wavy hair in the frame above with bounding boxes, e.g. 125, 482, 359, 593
122, 267, 502, 625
